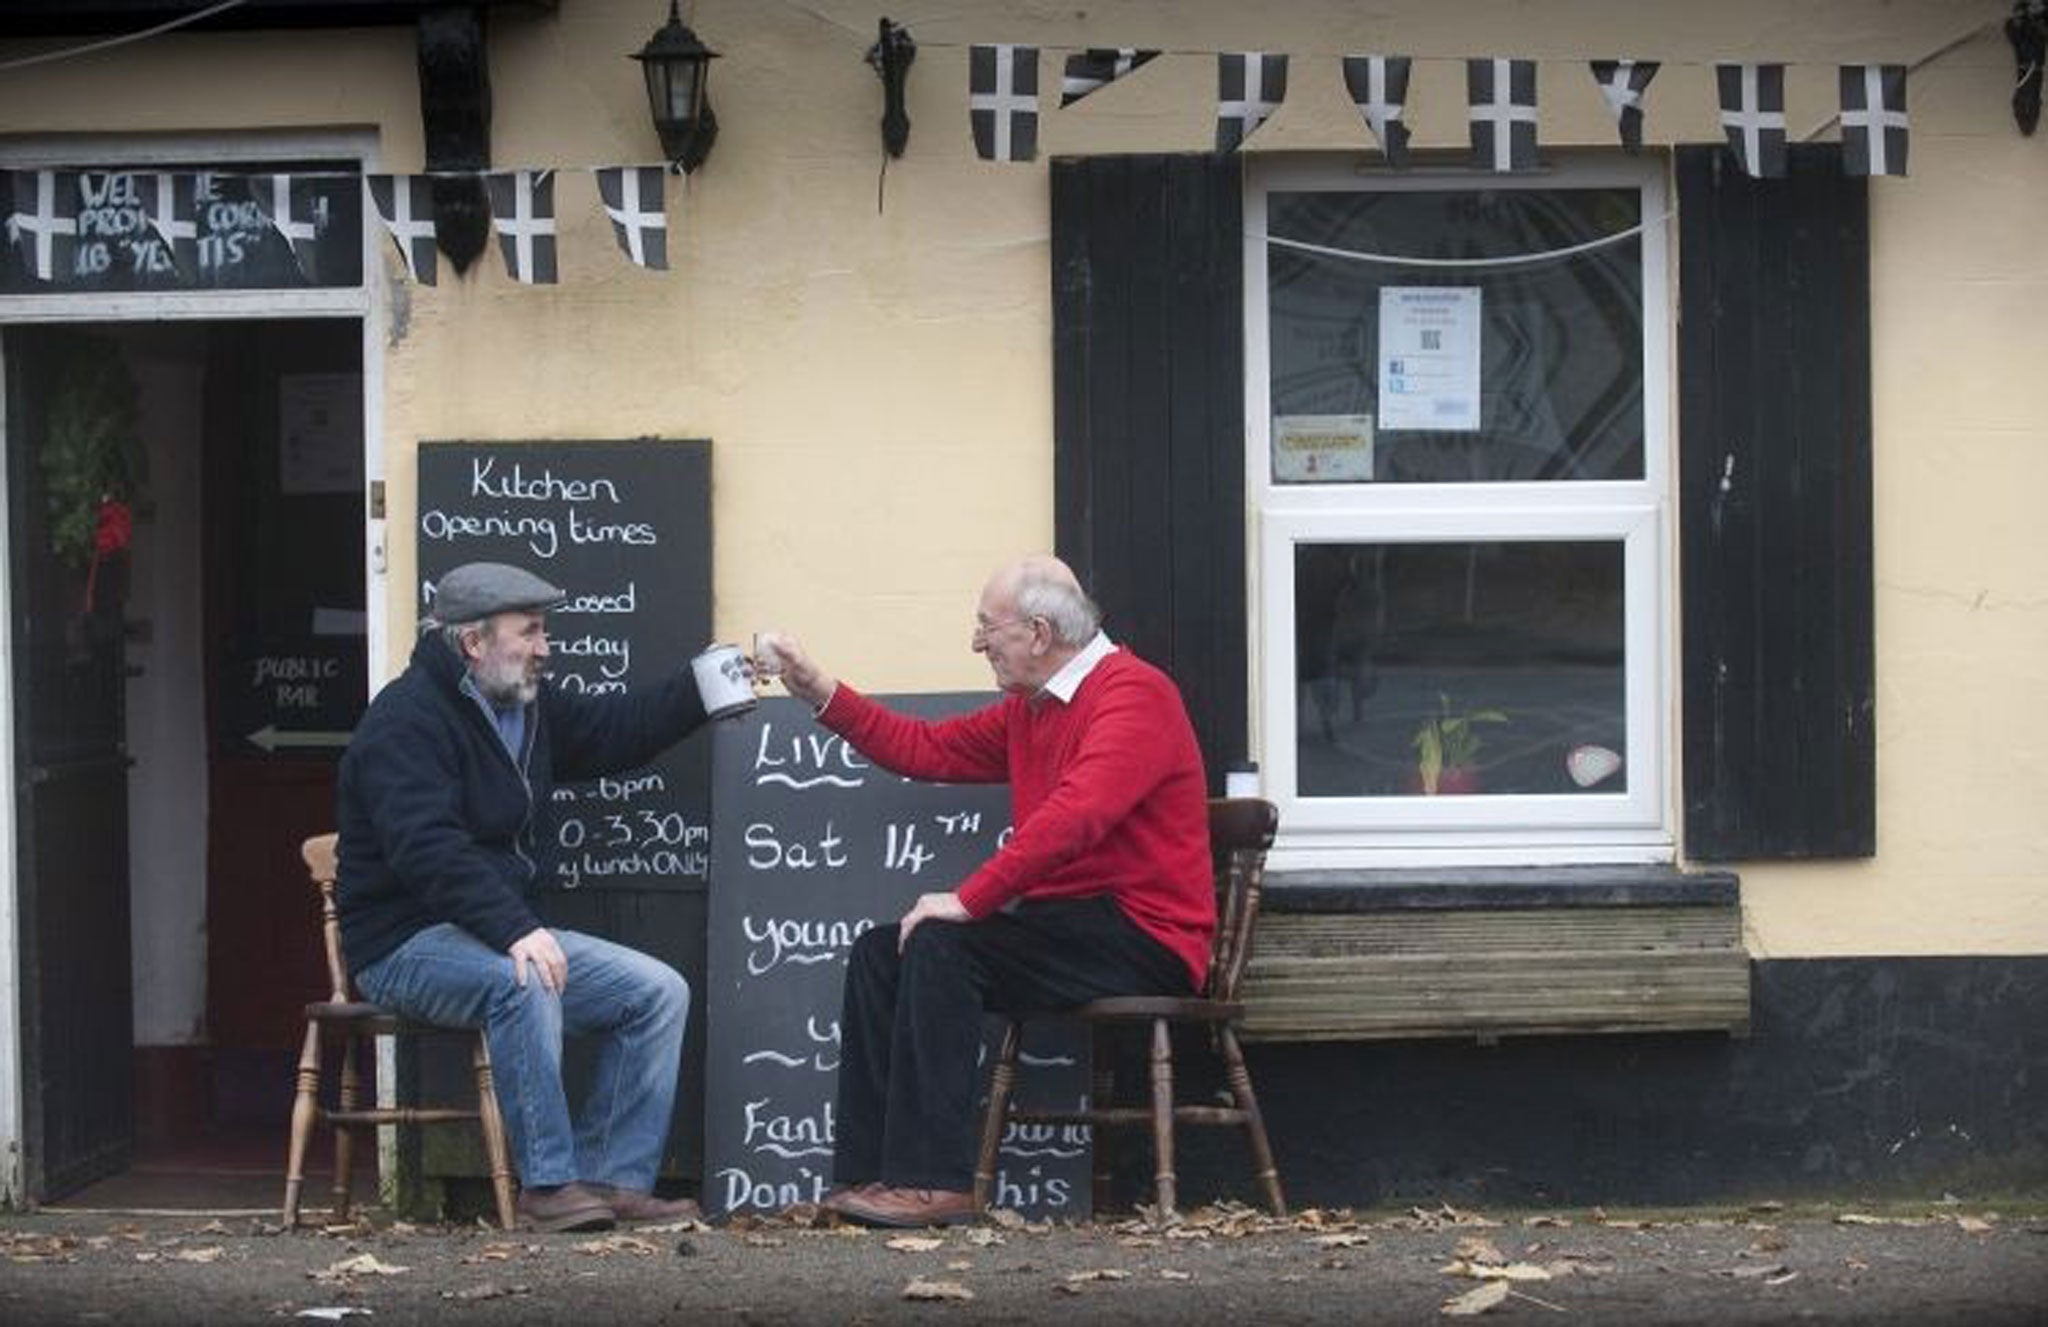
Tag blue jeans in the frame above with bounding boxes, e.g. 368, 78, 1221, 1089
355, 923, 689, 1191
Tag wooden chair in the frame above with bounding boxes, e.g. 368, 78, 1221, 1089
282, 833, 517, 1229
972, 797, 1286, 1219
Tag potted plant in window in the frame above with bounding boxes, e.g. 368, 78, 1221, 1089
1408, 693, 1508, 795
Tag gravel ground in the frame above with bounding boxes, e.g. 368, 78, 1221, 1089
4, 1200, 2046, 1325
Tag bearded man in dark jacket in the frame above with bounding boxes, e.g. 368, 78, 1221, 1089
337, 562, 711, 1232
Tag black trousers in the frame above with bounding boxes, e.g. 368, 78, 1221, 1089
833, 895, 1193, 1191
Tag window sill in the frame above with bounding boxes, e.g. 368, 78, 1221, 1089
1240, 865, 1749, 1044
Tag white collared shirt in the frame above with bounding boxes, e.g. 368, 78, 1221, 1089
1039, 631, 1116, 705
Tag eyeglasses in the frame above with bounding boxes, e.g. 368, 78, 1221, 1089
971, 615, 1037, 645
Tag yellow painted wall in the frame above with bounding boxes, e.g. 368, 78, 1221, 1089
2, 1, 2040, 957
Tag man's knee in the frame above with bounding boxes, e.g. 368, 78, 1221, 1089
647, 961, 690, 1026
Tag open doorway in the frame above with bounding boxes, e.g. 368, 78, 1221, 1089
6, 317, 365, 1211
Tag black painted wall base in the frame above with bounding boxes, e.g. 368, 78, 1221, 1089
1153, 956, 2048, 1211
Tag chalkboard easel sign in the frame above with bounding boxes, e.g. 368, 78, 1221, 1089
416, 440, 712, 891
704, 696, 1092, 1222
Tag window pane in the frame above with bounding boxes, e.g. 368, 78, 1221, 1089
1268, 189, 1642, 483
1294, 541, 1626, 797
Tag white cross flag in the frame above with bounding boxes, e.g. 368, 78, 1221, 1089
249, 173, 323, 279
1342, 55, 1413, 166
1589, 59, 1660, 152
1716, 63, 1787, 178
138, 171, 198, 278
1840, 64, 1909, 177
5, 169, 79, 282
970, 44, 1040, 162
1060, 47, 1157, 107
1468, 58, 1538, 171
485, 170, 558, 284
366, 174, 438, 285
1217, 53, 1288, 153
595, 166, 668, 270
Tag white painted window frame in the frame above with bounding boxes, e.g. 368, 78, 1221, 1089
0, 128, 388, 1207
1244, 152, 1675, 871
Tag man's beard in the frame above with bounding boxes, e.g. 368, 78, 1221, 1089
476, 656, 540, 707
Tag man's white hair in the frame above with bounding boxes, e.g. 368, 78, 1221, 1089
1013, 561, 1101, 647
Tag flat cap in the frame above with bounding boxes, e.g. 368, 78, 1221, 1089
428, 562, 567, 625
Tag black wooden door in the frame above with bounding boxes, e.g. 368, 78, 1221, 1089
5, 325, 136, 1200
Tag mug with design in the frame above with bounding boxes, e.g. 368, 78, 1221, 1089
691, 643, 756, 719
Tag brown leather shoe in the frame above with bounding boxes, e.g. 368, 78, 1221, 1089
834, 1185, 978, 1228
591, 1186, 704, 1224
516, 1182, 616, 1233
821, 1181, 883, 1215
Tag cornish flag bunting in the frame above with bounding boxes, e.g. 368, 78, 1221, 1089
366, 174, 438, 285
138, 171, 198, 277
595, 166, 668, 270
1468, 58, 1538, 171
1060, 47, 1157, 106
1589, 59, 1660, 152
485, 170, 558, 284
249, 173, 323, 278
1717, 63, 1788, 178
1840, 64, 1909, 177
1342, 55, 1412, 166
969, 44, 1040, 162
5, 169, 79, 282
1217, 53, 1288, 153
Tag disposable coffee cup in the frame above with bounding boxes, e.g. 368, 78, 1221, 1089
1224, 762, 1261, 799
691, 643, 756, 719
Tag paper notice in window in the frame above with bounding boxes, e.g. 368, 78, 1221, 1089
1272, 414, 1375, 483
1377, 287, 1482, 431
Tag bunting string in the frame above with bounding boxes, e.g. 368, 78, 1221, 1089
1262, 209, 1673, 271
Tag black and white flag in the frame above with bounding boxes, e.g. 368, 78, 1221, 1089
366, 174, 438, 285
1217, 52, 1288, 153
5, 169, 79, 282
1342, 55, 1412, 166
249, 173, 323, 278
1060, 47, 1157, 106
1589, 59, 1660, 152
1840, 64, 1909, 177
1468, 58, 1538, 171
137, 171, 198, 277
1716, 63, 1787, 178
595, 166, 668, 270
485, 170, 558, 285
969, 44, 1040, 162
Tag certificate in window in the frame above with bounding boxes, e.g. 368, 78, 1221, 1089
1377, 287, 1482, 432
1272, 414, 1375, 483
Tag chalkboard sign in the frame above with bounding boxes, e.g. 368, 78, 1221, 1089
416, 440, 712, 891
225, 634, 368, 756
704, 696, 1091, 1221
2, 167, 363, 294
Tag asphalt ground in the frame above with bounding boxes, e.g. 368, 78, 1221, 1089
3, 1199, 2046, 1325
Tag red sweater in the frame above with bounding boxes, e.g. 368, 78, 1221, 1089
819, 649, 1215, 987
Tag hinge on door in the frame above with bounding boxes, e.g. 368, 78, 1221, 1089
369, 480, 386, 519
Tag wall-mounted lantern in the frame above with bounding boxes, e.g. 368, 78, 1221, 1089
634, 2, 720, 173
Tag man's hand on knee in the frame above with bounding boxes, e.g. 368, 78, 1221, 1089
509, 927, 569, 992
897, 891, 970, 952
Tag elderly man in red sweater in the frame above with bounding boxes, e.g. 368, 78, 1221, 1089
763, 554, 1213, 1228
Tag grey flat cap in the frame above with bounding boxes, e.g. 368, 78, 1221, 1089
429, 562, 567, 624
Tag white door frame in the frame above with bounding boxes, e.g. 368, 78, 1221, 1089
0, 128, 386, 1206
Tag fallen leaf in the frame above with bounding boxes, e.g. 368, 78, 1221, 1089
1441, 1259, 1553, 1282
946, 1259, 973, 1272
1311, 1233, 1371, 1248
1523, 1214, 1571, 1228
902, 1277, 974, 1302
1716, 1262, 1791, 1280
172, 1246, 227, 1264
441, 1282, 530, 1302
1750, 1233, 1787, 1253
574, 1234, 659, 1257
1441, 1280, 1511, 1316
1064, 1268, 1131, 1283
312, 1252, 409, 1281
1118, 1236, 1162, 1248
886, 1236, 945, 1253
1957, 1216, 1994, 1234
965, 1228, 1004, 1248
1836, 1213, 1885, 1226
1453, 1237, 1506, 1263
1763, 1269, 1800, 1286
741, 1234, 784, 1249
194, 1220, 232, 1236
1750, 1200, 1785, 1213
294, 1310, 372, 1321
988, 1208, 1027, 1230
1844, 1256, 1869, 1270
1159, 1269, 1192, 1281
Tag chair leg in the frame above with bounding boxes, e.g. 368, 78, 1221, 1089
1218, 1024, 1286, 1217
333, 1035, 361, 1220
1148, 1019, 1177, 1218
283, 1020, 323, 1228
972, 1019, 1022, 1213
471, 1036, 518, 1231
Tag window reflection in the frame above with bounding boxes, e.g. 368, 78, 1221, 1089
1294, 541, 1626, 797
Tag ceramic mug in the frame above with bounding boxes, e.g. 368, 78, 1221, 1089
691, 643, 756, 719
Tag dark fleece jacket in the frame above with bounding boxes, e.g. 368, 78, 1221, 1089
336, 630, 708, 975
